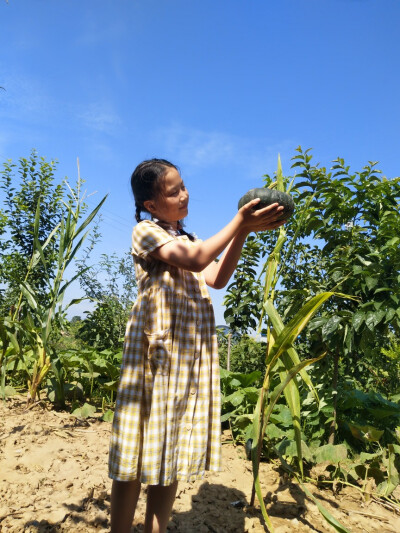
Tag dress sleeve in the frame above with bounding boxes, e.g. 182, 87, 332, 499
132, 220, 175, 260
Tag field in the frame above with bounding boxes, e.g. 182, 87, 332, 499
1, 152, 400, 532
1, 397, 399, 533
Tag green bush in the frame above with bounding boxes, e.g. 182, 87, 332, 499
218, 334, 266, 378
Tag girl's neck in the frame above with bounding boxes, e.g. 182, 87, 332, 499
153, 218, 195, 242
153, 218, 181, 231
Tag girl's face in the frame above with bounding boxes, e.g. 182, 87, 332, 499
144, 167, 189, 226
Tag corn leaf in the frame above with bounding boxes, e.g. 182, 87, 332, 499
264, 299, 318, 400
74, 195, 107, 238
265, 292, 334, 369
19, 281, 38, 310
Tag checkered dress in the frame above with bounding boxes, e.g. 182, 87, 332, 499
108, 220, 221, 486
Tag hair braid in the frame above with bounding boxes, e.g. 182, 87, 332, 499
135, 204, 142, 223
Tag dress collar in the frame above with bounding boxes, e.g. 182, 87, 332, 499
153, 218, 183, 237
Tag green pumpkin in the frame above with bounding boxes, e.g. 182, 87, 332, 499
238, 187, 294, 220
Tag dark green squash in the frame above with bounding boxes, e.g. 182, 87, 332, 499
238, 187, 295, 220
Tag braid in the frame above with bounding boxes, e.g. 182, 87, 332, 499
177, 221, 195, 242
179, 228, 195, 242
135, 204, 142, 223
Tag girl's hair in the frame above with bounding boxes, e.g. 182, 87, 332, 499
131, 158, 178, 223
131, 158, 195, 241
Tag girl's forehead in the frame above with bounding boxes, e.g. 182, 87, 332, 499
161, 168, 182, 190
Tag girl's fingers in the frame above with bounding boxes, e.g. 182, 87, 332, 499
242, 199, 280, 212
240, 199, 286, 231
241, 198, 261, 210
254, 207, 284, 225
255, 203, 283, 216
252, 217, 287, 231
254, 201, 279, 212
242, 201, 283, 218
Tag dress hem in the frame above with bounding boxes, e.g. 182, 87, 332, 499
108, 465, 222, 486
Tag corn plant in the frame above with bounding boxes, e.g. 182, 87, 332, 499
0, 171, 107, 403
248, 157, 351, 532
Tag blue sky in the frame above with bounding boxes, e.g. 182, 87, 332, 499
1, 0, 400, 324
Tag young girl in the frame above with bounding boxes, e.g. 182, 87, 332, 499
109, 159, 286, 533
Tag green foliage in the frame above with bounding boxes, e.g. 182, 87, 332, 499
220, 367, 297, 451
72, 402, 97, 418
378, 339, 400, 395
0, 152, 136, 408
78, 301, 126, 350
223, 153, 400, 528
220, 367, 261, 443
279, 147, 400, 371
0, 152, 66, 313
0, 153, 107, 402
219, 335, 266, 377
76, 251, 136, 350
223, 366, 400, 507
242, 148, 400, 450
223, 235, 264, 334
46, 347, 122, 408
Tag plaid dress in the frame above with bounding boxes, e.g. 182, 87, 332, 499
108, 220, 221, 486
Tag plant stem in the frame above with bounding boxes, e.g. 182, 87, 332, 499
328, 351, 339, 445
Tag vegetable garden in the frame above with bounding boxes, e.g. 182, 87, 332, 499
1, 148, 400, 532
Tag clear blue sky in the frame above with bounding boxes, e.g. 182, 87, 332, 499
1, 0, 400, 324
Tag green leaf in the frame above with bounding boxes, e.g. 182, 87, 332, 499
102, 409, 114, 422
0, 385, 17, 398
352, 310, 365, 332
365, 310, 386, 330
277, 439, 313, 461
321, 315, 342, 338
314, 444, 348, 464
363, 427, 384, 442
359, 451, 382, 463
19, 281, 38, 310
72, 402, 96, 418
74, 195, 108, 238
356, 255, 372, 266
365, 276, 378, 290
266, 292, 334, 367
224, 390, 245, 407
386, 308, 396, 322
220, 411, 235, 423
265, 423, 285, 439
392, 444, 400, 455
264, 300, 319, 400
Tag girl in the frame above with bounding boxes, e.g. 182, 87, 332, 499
109, 159, 286, 533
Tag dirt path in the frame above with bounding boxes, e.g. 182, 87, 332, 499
1, 397, 399, 532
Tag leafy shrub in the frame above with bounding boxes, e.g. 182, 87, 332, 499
218, 334, 266, 378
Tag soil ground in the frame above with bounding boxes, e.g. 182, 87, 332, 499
1, 396, 399, 533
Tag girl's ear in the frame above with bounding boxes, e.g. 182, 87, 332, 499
143, 199, 156, 215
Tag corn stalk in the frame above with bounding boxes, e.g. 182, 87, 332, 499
1, 167, 107, 403
255, 156, 318, 481
249, 157, 350, 532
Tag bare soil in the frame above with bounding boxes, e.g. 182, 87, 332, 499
1, 396, 399, 532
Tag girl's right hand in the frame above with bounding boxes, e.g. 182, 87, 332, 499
237, 198, 286, 232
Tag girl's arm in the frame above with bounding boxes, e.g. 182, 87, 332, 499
149, 200, 284, 273
203, 213, 286, 288
202, 230, 248, 289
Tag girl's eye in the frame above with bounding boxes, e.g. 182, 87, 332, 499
171, 184, 185, 196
